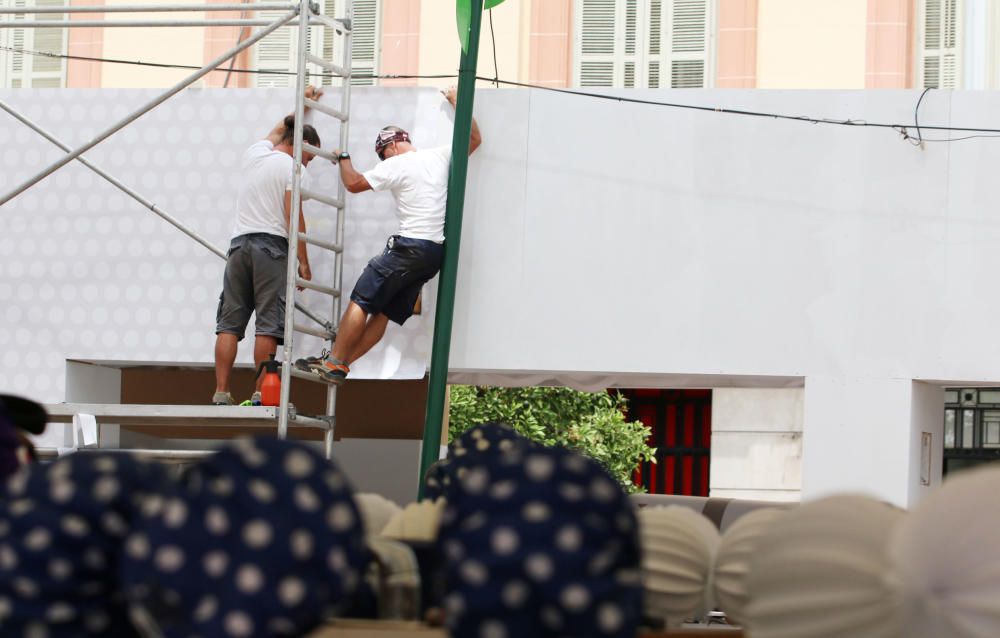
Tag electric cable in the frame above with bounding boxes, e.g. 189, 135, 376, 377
488, 8, 499, 88
3, 44, 1000, 140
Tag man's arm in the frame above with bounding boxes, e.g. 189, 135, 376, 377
443, 86, 482, 155
284, 191, 311, 288
334, 156, 372, 194
266, 85, 323, 145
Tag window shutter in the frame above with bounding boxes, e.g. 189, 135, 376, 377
578, 0, 617, 87
578, 0, 710, 89
255, 9, 295, 88
256, 0, 378, 88
3, 0, 66, 88
922, 0, 961, 89
349, 0, 379, 86
668, 0, 707, 88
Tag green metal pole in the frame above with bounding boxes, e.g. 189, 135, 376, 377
418, 0, 485, 498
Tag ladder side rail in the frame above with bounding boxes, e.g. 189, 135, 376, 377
278, 0, 313, 439
325, 0, 355, 452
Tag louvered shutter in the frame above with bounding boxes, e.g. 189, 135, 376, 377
667, 0, 707, 88
255, 0, 378, 88
348, 0, 379, 86
2, 0, 66, 88
578, 0, 617, 87
577, 0, 710, 89
255, 8, 295, 87
922, 0, 961, 89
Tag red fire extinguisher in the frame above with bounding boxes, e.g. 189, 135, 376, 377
256, 354, 281, 407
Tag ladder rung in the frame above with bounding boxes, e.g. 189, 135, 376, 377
293, 323, 335, 339
305, 98, 347, 121
297, 279, 340, 297
301, 188, 343, 209
306, 53, 348, 77
303, 143, 336, 162
309, 12, 350, 34
300, 233, 342, 253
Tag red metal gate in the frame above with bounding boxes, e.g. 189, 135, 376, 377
621, 389, 712, 496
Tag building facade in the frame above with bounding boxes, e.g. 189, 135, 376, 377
2, 0, 996, 91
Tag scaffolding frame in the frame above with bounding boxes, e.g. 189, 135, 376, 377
0, 0, 354, 458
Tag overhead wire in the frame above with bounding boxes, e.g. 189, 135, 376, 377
3, 44, 1000, 141
488, 8, 499, 88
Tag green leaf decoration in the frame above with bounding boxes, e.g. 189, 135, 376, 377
457, 0, 507, 54
456, 0, 472, 54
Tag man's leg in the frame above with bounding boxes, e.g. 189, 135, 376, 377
348, 313, 389, 364
253, 335, 279, 391
331, 301, 370, 363
214, 332, 239, 394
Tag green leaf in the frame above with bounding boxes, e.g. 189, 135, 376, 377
456, 0, 472, 54
484, 0, 507, 8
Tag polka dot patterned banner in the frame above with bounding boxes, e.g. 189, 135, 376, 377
0, 88, 453, 402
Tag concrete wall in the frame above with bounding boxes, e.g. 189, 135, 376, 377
711, 388, 801, 502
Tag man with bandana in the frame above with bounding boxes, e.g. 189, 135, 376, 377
298, 87, 481, 384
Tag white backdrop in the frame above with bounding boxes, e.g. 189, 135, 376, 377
451, 88, 1000, 387
0, 87, 455, 403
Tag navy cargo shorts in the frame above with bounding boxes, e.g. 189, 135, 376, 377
351, 235, 444, 325
215, 233, 289, 343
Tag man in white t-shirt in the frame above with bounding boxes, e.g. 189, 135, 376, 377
297, 87, 481, 384
213, 88, 321, 405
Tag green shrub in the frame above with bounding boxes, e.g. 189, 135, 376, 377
448, 385, 656, 493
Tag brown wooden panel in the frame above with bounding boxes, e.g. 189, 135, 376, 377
120, 366, 427, 441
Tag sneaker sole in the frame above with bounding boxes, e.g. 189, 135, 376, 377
307, 364, 347, 385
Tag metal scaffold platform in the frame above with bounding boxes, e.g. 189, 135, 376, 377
1, 0, 355, 458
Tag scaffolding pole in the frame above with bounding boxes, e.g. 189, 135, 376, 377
0, 19, 330, 28
0, 3, 297, 13
0, 8, 296, 207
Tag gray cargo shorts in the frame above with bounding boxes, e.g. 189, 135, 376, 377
215, 233, 289, 344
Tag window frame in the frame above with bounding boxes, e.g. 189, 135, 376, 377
251, 0, 381, 89
916, 0, 963, 89
571, 0, 717, 90
0, 0, 68, 89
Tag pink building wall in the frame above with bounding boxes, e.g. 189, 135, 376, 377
716, 0, 758, 88
529, 0, 573, 88
66, 0, 104, 88
203, 0, 252, 88
866, 0, 914, 88
380, 0, 420, 86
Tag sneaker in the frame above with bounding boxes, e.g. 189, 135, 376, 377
250, 392, 262, 406
302, 352, 350, 385
294, 349, 329, 373
212, 391, 234, 406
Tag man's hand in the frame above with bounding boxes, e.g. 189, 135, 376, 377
297, 261, 312, 290
305, 85, 323, 102
442, 86, 458, 107
303, 85, 323, 114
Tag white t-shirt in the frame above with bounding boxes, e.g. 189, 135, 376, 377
363, 146, 451, 243
231, 140, 311, 239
